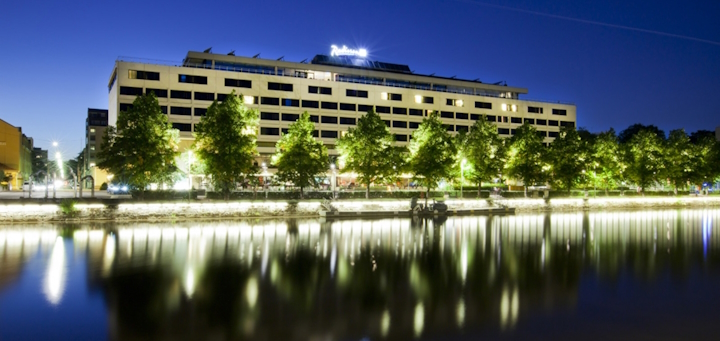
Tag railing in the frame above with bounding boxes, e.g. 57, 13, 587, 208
116, 57, 576, 105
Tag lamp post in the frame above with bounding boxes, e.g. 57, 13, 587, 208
330, 163, 336, 199
460, 158, 467, 199
261, 162, 268, 199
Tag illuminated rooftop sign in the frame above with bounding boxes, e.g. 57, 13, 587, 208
330, 45, 367, 58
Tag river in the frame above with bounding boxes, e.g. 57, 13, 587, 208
1, 209, 720, 340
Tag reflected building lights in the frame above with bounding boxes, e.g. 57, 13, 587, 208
43, 236, 67, 305
413, 302, 424, 338
380, 309, 391, 337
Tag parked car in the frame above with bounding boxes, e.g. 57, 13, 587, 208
107, 184, 130, 195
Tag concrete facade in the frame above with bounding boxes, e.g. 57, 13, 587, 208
0, 119, 33, 190
108, 50, 577, 160
85, 108, 109, 188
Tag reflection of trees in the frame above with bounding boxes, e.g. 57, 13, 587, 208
49, 209, 720, 340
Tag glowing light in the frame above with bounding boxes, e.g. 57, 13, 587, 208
184, 267, 195, 297
381, 92, 388, 100
43, 237, 67, 305
414, 302, 425, 337
501, 103, 507, 111
243, 95, 254, 105
456, 299, 466, 328
52, 141, 58, 147
414, 95, 422, 104
330, 45, 368, 58
246, 276, 259, 309
456, 99, 464, 107
381, 309, 391, 337
103, 233, 116, 276
511, 104, 517, 112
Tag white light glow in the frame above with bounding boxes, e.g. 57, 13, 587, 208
501, 103, 508, 111
414, 95, 422, 104
243, 95, 254, 105
246, 276, 259, 309
456, 99, 464, 107
330, 45, 367, 58
414, 302, 425, 337
381, 92, 388, 100
43, 237, 67, 305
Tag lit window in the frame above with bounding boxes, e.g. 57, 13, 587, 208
381, 92, 388, 100
414, 95, 422, 104
90, 146, 95, 151
90, 128, 95, 133
244, 96, 254, 105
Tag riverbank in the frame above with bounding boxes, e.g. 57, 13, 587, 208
2, 196, 720, 223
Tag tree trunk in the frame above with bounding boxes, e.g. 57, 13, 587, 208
366, 181, 370, 199
425, 187, 429, 209
605, 187, 609, 196
477, 182, 481, 198
300, 186, 304, 199
524, 185, 527, 198
673, 185, 678, 196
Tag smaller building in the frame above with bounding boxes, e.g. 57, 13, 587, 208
0, 118, 34, 190
32, 147, 48, 179
85, 108, 109, 188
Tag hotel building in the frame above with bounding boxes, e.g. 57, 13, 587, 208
108, 48, 576, 161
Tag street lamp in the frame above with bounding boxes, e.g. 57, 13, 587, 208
460, 158, 467, 199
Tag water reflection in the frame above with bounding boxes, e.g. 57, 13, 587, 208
1, 210, 720, 340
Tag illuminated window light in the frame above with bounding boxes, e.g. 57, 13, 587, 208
414, 95, 422, 104
381, 92, 388, 100
243, 96, 254, 105
455, 99, 463, 107
501, 103, 508, 111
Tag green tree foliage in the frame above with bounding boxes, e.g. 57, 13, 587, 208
689, 134, 720, 188
663, 129, 694, 195
97, 93, 179, 199
272, 112, 329, 198
546, 127, 588, 193
618, 123, 666, 144
194, 91, 259, 199
590, 129, 624, 195
459, 116, 506, 196
337, 110, 406, 199
408, 113, 457, 205
505, 123, 546, 197
623, 129, 664, 194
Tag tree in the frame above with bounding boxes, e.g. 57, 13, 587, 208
505, 123, 546, 197
459, 116, 506, 197
337, 110, 405, 199
663, 129, 693, 195
97, 93, 179, 199
408, 112, 457, 206
194, 91, 259, 200
272, 112, 329, 198
689, 134, 720, 189
618, 123, 665, 144
546, 126, 588, 193
590, 129, 624, 195
623, 129, 664, 194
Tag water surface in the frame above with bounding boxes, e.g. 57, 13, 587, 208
1, 210, 720, 340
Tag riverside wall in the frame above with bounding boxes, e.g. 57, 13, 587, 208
1, 197, 720, 223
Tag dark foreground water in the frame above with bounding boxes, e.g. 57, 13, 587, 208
2, 210, 720, 340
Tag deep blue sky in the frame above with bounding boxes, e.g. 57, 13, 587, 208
1, 0, 718, 157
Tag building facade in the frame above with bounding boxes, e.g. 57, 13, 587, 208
32, 147, 48, 178
85, 108, 109, 188
0, 118, 34, 190
108, 49, 577, 161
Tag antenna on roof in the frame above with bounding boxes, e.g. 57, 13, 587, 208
450, 75, 456, 79
473, 78, 480, 82
252, 53, 260, 58
492, 81, 505, 85
227, 50, 235, 56
203, 47, 212, 53
277, 56, 284, 61
300, 58, 307, 63
429, 73, 435, 76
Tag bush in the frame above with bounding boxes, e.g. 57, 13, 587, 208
59, 199, 78, 217
99, 182, 107, 190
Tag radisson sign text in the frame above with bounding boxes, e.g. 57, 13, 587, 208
330, 45, 368, 58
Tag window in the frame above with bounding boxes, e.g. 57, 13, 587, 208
321, 102, 338, 110
146, 88, 167, 98
217, 94, 228, 102
420, 96, 434, 104
171, 90, 191, 99
440, 111, 454, 119
561, 121, 575, 128
511, 117, 522, 124
194, 92, 214, 101
486, 115, 497, 122
393, 107, 407, 115
537, 119, 547, 125
282, 114, 299, 121
340, 103, 356, 111
195, 108, 207, 116
171, 106, 191, 115
309, 86, 332, 95
172, 123, 192, 132
549, 120, 559, 126
470, 114, 481, 120
225, 78, 252, 88
160, 106, 167, 114
409, 122, 420, 129
446, 99, 464, 107
501, 103, 518, 112
340, 117, 356, 125
552, 109, 567, 116
395, 134, 408, 142
409, 109, 423, 116
393, 121, 407, 128
537, 131, 548, 137
261, 112, 279, 120
302, 100, 319, 108
445, 124, 454, 132
119, 103, 133, 112
309, 115, 319, 123
282, 99, 300, 107
178, 74, 207, 84
475, 101, 492, 109
456, 112, 468, 120
498, 128, 510, 135
129, 70, 160, 81
261, 127, 280, 136
321, 116, 338, 124
528, 106, 543, 114
120, 86, 143, 96
321, 131, 338, 138
500, 116, 509, 123
548, 131, 559, 138
456, 125, 469, 132
524, 118, 535, 124
346, 89, 368, 98
383, 120, 390, 127
358, 104, 373, 113
261, 97, 280, 105
382, 92, 402, 101
90, 128, 96, 133
90, 146, 95, 151
268, 82, 293, 91
376, 106, 390, 114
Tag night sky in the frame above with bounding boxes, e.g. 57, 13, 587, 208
1, 0, 718, 157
